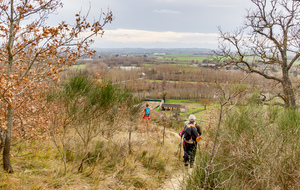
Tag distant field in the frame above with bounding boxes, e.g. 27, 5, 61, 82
160, 54, 213, 62
165, 99, 199, 104
71, 64, 86, 69
142, 63, 154, 67
159, 54, 300, 65
167, 54, 211, 57
142, 63, 195, 67
156, 99, 209, 122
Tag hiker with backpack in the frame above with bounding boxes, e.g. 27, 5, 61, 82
143, 103, 151, 121
179, 114, 201, 168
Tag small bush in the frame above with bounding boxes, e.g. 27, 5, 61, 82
167, 120, 182, 131
86, 141, 106, 165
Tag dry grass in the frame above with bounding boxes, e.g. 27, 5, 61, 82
0, 113, 184, 189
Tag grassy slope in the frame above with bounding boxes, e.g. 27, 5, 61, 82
0, 113, 187, 189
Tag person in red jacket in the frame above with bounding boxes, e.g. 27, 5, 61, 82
143, 103, 151, 120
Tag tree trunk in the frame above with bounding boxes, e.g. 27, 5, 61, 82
0, 129, 4, 152
282, 83, 296, 107
3, 105, 14, 173
3, 0, 14, 173
282, 70, 296, 107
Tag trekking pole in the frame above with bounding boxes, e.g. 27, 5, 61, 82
176, 138, 180, 155
177, 136, 183, 160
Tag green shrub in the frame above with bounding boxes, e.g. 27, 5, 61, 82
167, 120, 182, 131
186, 151, 221, 189
186, 105, 300, 189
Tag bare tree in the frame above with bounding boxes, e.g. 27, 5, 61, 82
216, 0, 300, 107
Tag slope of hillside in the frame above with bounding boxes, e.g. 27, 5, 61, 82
0, 110, 192, 189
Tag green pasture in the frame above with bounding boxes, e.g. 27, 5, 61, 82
142, 63, 196, 67
183, 103, 206, 118
167, 54, 212, 57
71, 64, 86, 69
165, 99, 199, 104
155, 99, 209, 122
142, 63, 154, 67
160, 54, 212, 62
160, 53, 300, 65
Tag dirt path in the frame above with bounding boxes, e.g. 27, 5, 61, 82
162, 172, 183, 190
134, 109, 198, 190
161, 130, 195, 190
162, 166, 194, 190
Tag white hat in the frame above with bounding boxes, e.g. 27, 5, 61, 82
189, 114, 196, 120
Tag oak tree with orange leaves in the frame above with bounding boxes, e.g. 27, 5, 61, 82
0, 0, 113, 172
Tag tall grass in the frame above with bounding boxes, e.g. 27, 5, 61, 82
0, 73, 181, 189
185, 105, 300, 189
0, 119, 180, 189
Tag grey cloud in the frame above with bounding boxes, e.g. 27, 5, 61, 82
153, 9, 181, 14
46, 0, 255, 48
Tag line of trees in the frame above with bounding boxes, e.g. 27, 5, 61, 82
80, 61, 279, 101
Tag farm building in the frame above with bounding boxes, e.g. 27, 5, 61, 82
160, 103, 187, 112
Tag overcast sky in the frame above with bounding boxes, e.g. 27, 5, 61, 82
49, 0, 255, 50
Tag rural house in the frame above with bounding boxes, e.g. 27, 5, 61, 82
160, 103, 187, 112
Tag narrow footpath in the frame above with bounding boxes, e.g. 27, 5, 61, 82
161, 131, 194, 190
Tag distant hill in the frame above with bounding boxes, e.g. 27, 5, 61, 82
93, 48, 213, 55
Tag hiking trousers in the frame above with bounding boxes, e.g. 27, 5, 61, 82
183, 142, 197, 165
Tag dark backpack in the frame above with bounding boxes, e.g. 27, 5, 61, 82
183, 126, 197, 144
145, 107, 150, 116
